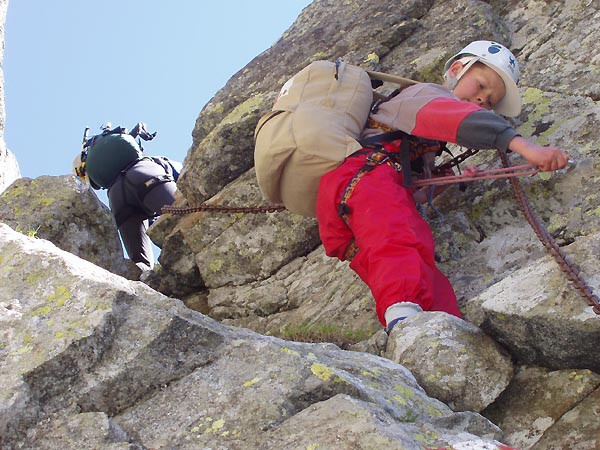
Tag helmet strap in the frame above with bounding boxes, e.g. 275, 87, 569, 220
445, 56, 480, 91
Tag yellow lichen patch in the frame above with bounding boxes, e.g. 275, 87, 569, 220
10, 344, 33, 356
280, 347, 301, 357
307, 352, 317, 360
26, 272, 43, 285
310, 363, 346, 383
311, 363, 334, 381
426, 405, 445, 417
587, 206, 600, 217
49, 286, 71, 307
414, 430, 440, 446
211, 419, 225, 431
208, 259, 223, 272
393, 394, 408, 406
243, 377, 262, 388
578, 142, 597, 155
523, 87, 544, 108
30, 305, 52, 316
23, 332, 34, 345
306, 444, 320, 450
36, 197, 56, 207
426, 373, 440, 382
394, 384, 415, 400
364, 53, 379, 64
221, 94, 266, 126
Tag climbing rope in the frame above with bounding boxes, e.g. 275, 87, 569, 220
412, 163, 539, 188
498, 151, 600, 315
161, 203, 286, 214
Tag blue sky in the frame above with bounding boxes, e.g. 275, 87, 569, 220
4, 1, 312, 185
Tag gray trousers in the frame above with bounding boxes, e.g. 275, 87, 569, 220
108, 158, 177, 268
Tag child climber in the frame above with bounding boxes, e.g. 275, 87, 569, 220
315, 40, 569, 332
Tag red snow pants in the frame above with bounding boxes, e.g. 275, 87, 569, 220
316, 151, 462, 326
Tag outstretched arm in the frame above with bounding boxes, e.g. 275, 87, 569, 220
508, 136, 569, 171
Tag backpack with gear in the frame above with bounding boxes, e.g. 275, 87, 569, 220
76, 123, 156, 190
253, 60, 417, 217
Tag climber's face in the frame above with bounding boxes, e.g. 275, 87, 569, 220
449, 61, 506, 110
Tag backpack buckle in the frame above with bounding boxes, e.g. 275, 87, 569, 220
366, 151, 389, 166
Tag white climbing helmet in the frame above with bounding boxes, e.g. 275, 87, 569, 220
444, 40, 521, 117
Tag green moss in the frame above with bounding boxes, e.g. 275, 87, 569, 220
470, 204, 485, 221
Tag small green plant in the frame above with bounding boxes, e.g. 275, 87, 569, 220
15, 225, 42, 238
277, 323, 374, 348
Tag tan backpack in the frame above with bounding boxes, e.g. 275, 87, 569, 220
254, 60, 415, 217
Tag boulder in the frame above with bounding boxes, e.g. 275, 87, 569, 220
0, 175, 133, 277
464, 232, 600, 372
385, 312, 514, 412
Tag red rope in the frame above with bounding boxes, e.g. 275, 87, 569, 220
413, 164, 539, 187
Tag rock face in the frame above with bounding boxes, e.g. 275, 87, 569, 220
2, 0, 600, 449
0, 223, 507, 449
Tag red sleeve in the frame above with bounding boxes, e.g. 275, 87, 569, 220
411, 97, 481, 143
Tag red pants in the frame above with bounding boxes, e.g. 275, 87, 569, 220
316, 153, 461, 325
